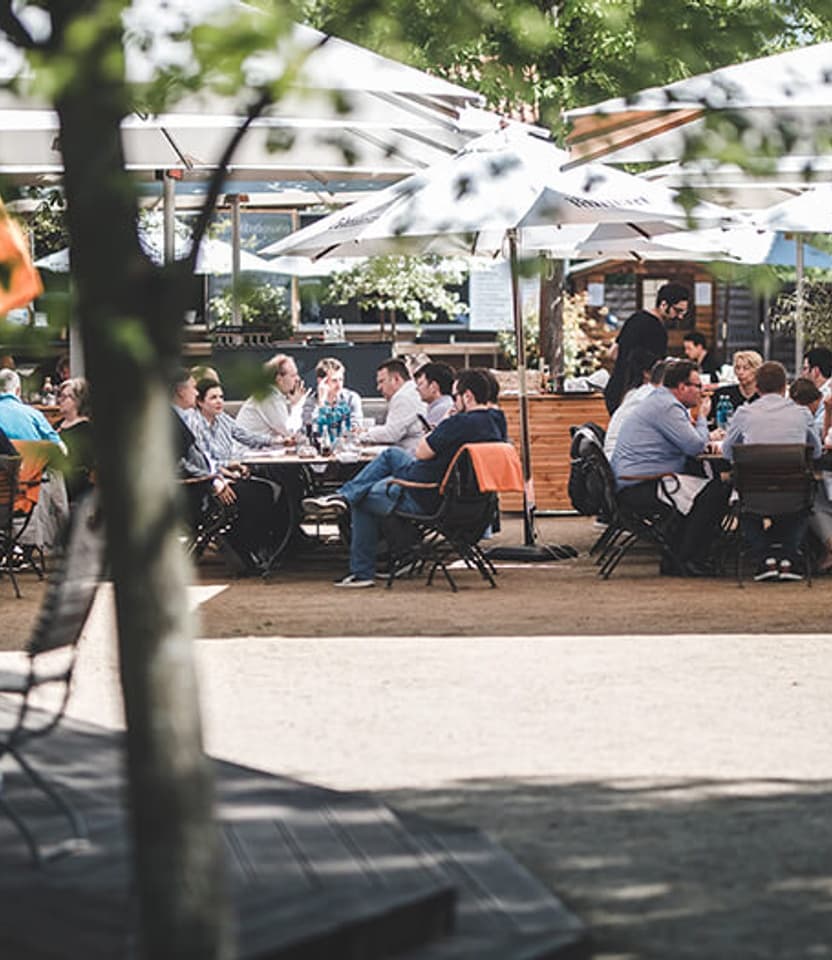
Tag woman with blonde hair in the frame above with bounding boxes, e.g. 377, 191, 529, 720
56, 377, 95, 502
709, 350, 762, 428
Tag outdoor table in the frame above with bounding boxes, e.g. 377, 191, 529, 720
240, 445, 386, 569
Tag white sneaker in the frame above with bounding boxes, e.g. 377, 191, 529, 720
778, 558, 803, 582
753, 557, 779, 582
303, 495, 348, 518
334, 573, 375, 589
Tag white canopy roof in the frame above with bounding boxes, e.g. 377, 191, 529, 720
0, 4, 504, 182
564, 42, 832, 164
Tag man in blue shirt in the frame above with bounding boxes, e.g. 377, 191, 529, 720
0, 368, 62, 446
612, 359, 728, 575
303, 369, 506, 587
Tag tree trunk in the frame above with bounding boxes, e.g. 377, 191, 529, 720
539, 257, 565, 387
52, 9, 231, 959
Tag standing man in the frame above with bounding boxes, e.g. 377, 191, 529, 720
302, 369, 506, 587
683, 330, 721, 380
801, 346, 832, 435
236, 353, 308, 438
605, 282, 690, 414
362, 358, 427, 453
414, 361, 455, 427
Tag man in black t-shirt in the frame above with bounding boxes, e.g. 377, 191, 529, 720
605, 282, 690, 415
302, 369, 507, 587
683, 330, 720, 380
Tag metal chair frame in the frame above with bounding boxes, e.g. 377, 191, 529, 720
0, 491, 103, 864
385, 443, 523, 592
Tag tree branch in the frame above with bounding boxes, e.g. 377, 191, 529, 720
0, 1, 38, 49
187, 90, 272, 267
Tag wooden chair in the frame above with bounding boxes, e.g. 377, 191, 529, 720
0, 490, 104, 864
730, 443, 816, 586
385, 442, 524, 592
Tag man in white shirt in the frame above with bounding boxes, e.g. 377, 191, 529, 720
236, 353, 308, 438
363, 359, 427, 453
414, 361, 455, 428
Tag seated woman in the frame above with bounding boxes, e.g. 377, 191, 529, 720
709, 350, 762, 429
56, 377, 95, 502
192, 378, 274, 464
192, 378, 290, 572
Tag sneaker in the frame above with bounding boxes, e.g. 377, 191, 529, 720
334, 573, 375, 589
302, 494, 348, 518
753, 557, 779, 582
778, 558, 803, 582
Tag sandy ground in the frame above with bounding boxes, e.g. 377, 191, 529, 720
2, 516, 832, 958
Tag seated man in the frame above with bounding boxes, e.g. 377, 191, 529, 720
303, 356, 364, 437
362, 358, 427, 453
683, 330, 721, 381
302, 369, 506, 588
0, 368, 63, 448
235, 353, 308, 438
722, 361, 821, 581
414, 361, 455, 428
611, 359, 728, 576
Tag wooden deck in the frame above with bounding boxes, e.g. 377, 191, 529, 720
0, 700, 588, 959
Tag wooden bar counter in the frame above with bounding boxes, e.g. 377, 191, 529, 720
499, 392, 609, 512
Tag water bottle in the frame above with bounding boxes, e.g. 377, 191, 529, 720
715, 395, 733, 430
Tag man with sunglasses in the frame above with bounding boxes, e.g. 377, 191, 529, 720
605, 282, 691, 415
611, 359, 728, 576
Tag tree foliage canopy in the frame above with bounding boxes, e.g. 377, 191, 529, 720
301, 0, 832, 132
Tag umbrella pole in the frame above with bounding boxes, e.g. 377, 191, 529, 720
795, 234, 805, 376
485, 230, 576, 564
509, 230, 536, 546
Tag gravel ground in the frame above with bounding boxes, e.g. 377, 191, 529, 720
2, 515, 831, 958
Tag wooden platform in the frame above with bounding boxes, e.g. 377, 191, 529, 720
0, 701, 589, 959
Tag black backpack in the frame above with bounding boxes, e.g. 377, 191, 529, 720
568, 422, 607, 516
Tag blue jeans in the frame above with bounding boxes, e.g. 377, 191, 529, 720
339, 447, 427, 579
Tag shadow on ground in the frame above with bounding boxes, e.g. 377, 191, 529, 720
378, 776, 832, 960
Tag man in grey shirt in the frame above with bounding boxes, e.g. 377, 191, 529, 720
722, 361, 821, 581
363, 359, 427, 453
414, 361, 455, 428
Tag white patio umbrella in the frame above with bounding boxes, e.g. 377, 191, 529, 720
35, 233, 287, 275
266, 125, 738, 555
564, 41, 832, 165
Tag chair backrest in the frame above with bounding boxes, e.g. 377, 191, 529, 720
10, 439, 55, 515
451, 442, 524, 495
0, 453, 21, 528
580, 441, 620, 523
26, 489, 104, 658
731, 443, 815, 517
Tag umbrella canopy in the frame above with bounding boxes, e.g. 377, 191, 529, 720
757, 184, 832, 233
0, 9, 499, 182
564, 42, 832, 165
35, 231, 285, 275
262, 127, 735, 260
